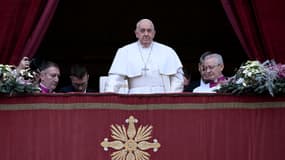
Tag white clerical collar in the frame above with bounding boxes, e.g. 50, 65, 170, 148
137, 41, 153, 49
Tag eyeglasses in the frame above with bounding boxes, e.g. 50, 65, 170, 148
201, 64, 220, 71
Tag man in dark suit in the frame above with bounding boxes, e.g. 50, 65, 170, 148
59, 64, 94, 93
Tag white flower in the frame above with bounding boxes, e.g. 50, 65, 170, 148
1, 64, 39, 94
236, 78, 244, 84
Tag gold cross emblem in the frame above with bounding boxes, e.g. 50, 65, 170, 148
101, 115, 161, 160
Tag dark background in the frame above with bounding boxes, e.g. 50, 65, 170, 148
35, 0, 248, 91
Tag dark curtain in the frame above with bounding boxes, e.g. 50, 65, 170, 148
221, 0, 285, 63
0, 0, 58, 65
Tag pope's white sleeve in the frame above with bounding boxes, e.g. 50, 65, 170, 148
170, 67, 184, 92
104, 74, 126, 93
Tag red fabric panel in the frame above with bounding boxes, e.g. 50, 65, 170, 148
0, 0, 44, 64
1, 93, 285, 104
0, 108, 284, 160
221, 0, 266, 61
253, 0, 285, 63
0, 0, 58, 65
221, 0, 285, 63
22, 0, 59, 60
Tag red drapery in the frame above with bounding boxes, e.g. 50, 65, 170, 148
1, 93, 285, 160
0, 0, 58, 65
221, 0, 285, 63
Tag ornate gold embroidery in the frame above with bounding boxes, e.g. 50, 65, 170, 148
101, 115, 161, 160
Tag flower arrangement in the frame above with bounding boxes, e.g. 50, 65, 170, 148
0, 64, 40, 95
217, 60, 285, 96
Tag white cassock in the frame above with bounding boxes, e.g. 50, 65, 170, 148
104, 41, 184, 94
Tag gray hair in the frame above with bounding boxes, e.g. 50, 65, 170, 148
204, 53, 224, 65
39, 61, 59, 72
199, 51, 212, 64
135, 19, 155, 31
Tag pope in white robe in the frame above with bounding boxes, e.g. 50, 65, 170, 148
104, 19, 184, 94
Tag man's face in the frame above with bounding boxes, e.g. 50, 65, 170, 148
200, 57, 224, 81
70, 74, 89, 92
40, 66, 60, 91
135, 20, 155, 47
